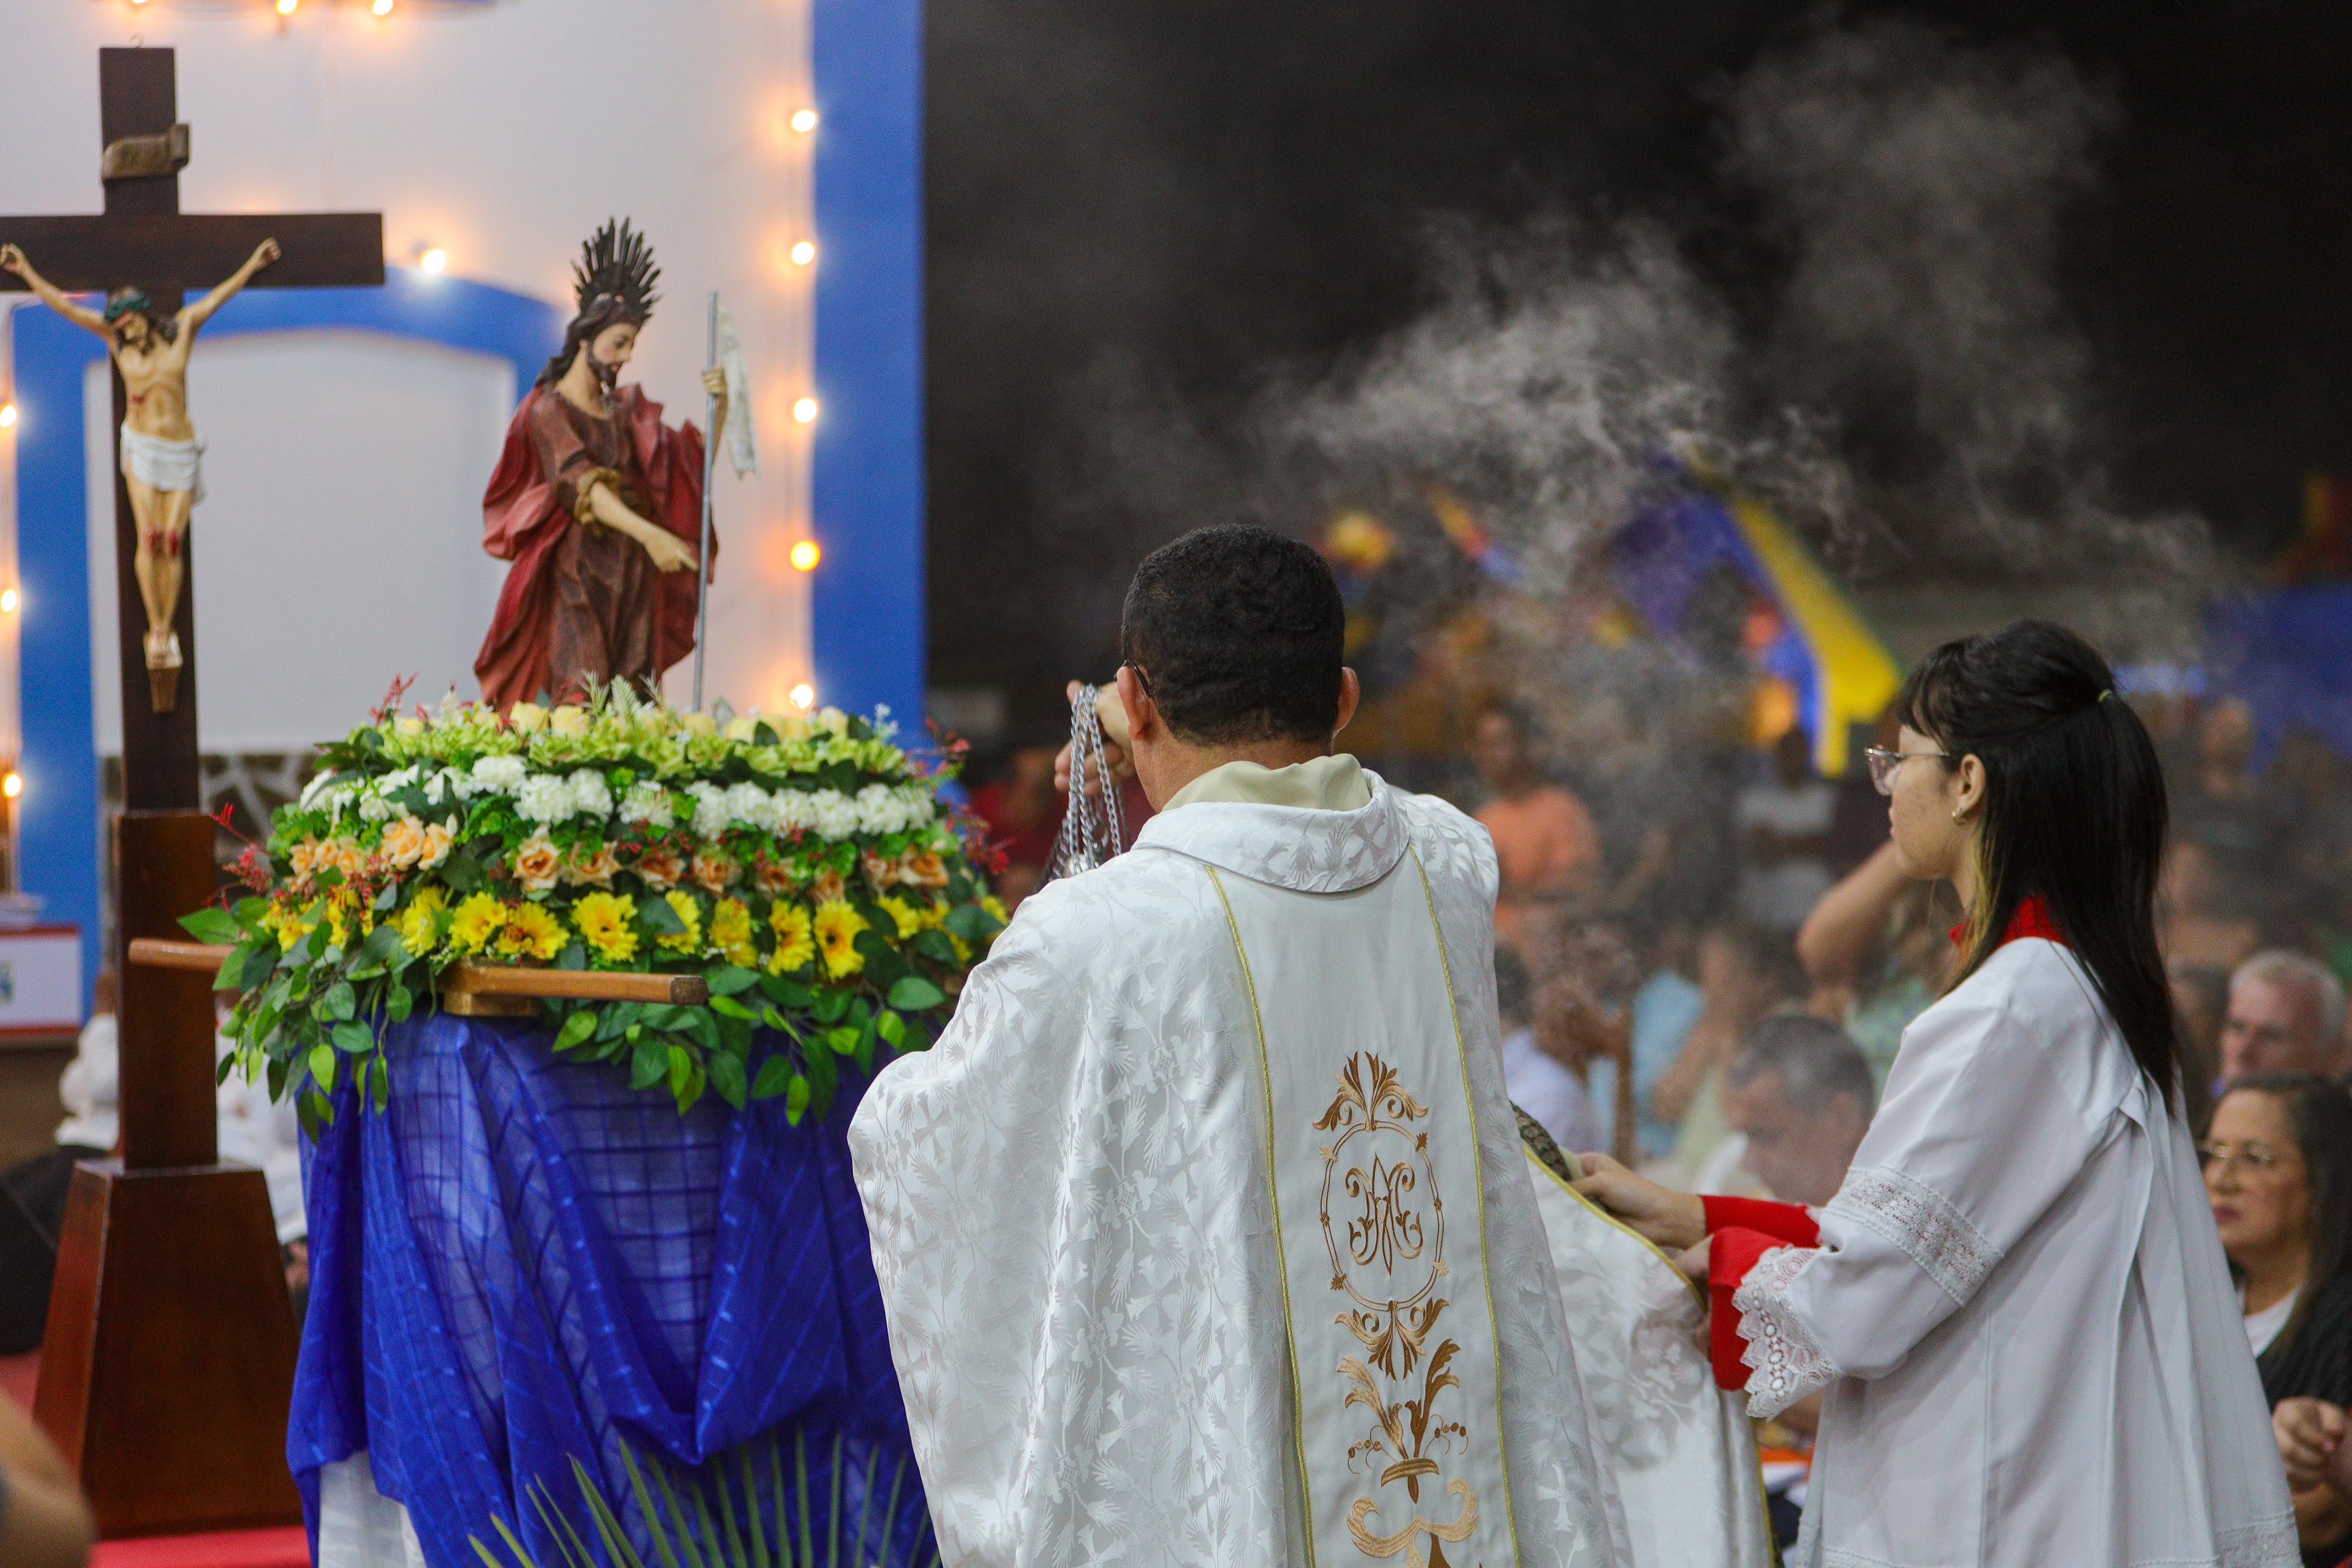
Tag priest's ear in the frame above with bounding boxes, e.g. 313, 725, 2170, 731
1334, 667, 1361, 740
1114, 663, 1158, 747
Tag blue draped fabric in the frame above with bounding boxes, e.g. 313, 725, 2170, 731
288, 1013, 936, 1568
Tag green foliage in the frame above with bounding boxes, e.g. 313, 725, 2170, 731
210, 685, 1006, 1124
468, 1428, 939, 1568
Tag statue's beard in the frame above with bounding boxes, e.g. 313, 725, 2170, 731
588, 352, 622, 395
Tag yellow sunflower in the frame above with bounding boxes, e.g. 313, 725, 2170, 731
496, 902, 565, 963
813, 900, 870, 978
658, 889, 704, 954
448, 892, 504, 956
396, 886, 449, 957
711, 898, 757, 968
572, 891, 639, 964
767, 903, 815, 975
875, 894, 922, 940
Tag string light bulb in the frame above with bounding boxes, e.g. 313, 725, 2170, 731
277, 0, 298, 15
418, 246, 448, 275
0, 589, 18, 614
0, 404, 15, 429
790, 109, 819, 135
789, 240, 816, 267
372, 0, 394, 12
789, 683, 815, 711
3, 773, 21, 801
789, 540, 821, 572
792, 397, 819, 425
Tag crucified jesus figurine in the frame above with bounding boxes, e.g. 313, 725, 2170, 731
1, 236, 279, 710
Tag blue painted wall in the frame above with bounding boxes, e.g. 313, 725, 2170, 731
9, 272, 561, 999
811, 0, 926, 730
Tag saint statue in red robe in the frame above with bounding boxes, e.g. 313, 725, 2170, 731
474, 220, 722, 709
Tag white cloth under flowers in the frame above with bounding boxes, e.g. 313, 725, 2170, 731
1718, 937, 2295, 1568
849, 767, 1629, 1568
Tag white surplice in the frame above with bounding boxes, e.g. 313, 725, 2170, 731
1521, 1146, 1772, 1568
849, 764, 1629, 1567
1720, 936, 2295, 1568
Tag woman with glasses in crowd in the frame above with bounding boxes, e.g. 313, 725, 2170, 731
1576, 621, 2293, 1568
2208, 1075, 2352, 1565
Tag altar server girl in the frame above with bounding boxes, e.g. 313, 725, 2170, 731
1577, 620, 2295, 1568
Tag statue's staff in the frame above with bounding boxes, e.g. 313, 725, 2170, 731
695, 294, 759, 712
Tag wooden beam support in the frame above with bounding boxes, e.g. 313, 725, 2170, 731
128, 938, 714, 1007
0, 213, 385, 292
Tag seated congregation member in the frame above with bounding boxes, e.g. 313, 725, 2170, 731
0, 1387, 94, 1568
1574, 622, 2293, 1567
850, 526, 1628, 1567
1499, 944, 1599, 1154
2223, 951, 2349, 1084
2207, 1076, 2352, 1565
1721, 1015, 1874, 1211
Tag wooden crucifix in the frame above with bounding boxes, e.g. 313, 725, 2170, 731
0, 48, 383, 1539
0, 46, 383, 802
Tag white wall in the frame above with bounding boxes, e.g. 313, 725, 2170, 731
1, 0, 818, 748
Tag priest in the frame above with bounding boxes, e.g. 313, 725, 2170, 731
850, 526, 1628, 1567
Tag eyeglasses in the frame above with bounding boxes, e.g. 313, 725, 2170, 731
2198, 1139, 2294, 1177
1865, 746, 1951, 796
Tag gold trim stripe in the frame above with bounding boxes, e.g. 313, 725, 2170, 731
1205, 865, 1321, 1568
1408, 845, 1525, 1568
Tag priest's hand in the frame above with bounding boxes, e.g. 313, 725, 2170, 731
1054, 680, 1135, 798
2277, 1397, 2347, 1491
1672, 1235, 1711, 1284
1570, 1151, 1706, 1250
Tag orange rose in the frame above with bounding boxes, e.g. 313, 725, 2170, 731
862, 849, 899, 890
753, 855, 799, 895
417, 822, 455, 870
512, 832, 563, 894
328, 839, 371, 880
692, 850, 740, 895
379, 817, 430, 870
564, 843, 619, 887
635, 847, 684, 890
810, 868, 846, 907
898, 850, 950, 889
289, 841, 321, 880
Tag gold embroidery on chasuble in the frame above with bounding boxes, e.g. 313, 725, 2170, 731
1318, 1054, 1482, 1566
1208, 857, 1517, 1568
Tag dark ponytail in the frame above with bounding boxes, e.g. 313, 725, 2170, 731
1896, 620, 2180, 1105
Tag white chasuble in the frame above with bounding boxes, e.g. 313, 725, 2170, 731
1210, 852, 1514, 1568
1518, 1138, 1772, 1568
850, 767, 1628, 1568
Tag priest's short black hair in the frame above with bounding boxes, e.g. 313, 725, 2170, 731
1119, 525, 1345, 746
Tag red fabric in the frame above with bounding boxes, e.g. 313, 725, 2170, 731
473, 384, 711, 711
1704, 1194, 1819, 1249
92, 1528, 310, 1568
1704, 1195, 1824, 1392
1948, 893, 2066, 952
1709, 1227, 1796, 1390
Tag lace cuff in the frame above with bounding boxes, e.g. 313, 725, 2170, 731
1825, 1164, 2004, 1305
2216, 1510, 2302, 1568
1731, 1245, 1836, 1420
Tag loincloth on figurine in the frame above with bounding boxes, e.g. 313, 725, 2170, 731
118, 423, 205, 505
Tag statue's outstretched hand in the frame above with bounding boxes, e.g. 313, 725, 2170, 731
253, 237, 282, 270
1570, 1152, 1707, 1251
641, 530, 700, 575
0, 244, 27, 278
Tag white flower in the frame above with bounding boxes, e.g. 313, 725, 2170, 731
470, 755, 528, 795
808, 789, 859, 841
771, 790, 815, 834
425, 770, 455, 806
723, 781, 777, 831
299, 770, 340, 809
853, 783, 907, 835
516, 773, 574, 824
619, 781, 675, 829
357, 789, 396, 824
687, 782, 729, 838
567, 769, 613, 820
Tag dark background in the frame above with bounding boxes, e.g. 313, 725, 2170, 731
925, 0, 2352, 738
